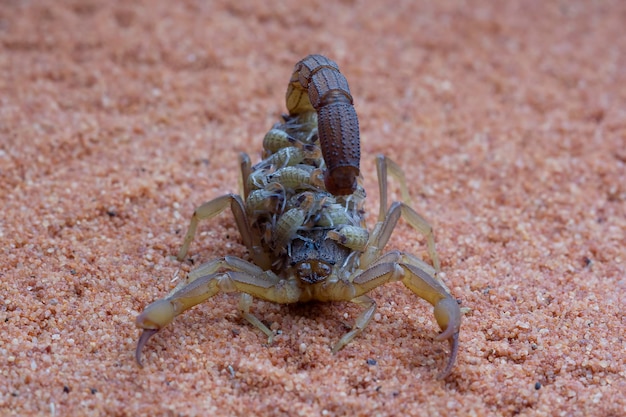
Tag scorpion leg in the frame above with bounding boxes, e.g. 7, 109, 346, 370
375, 155, 411, 221
361, 155, 440, 272
380, 202, 440, 272
348, 258, 460, 379
331, 295, 376, 353
176, 192, 270, 270
239, 152, 252, 199
135, 256, 301, 366
239, 293, 273, 343
177, 194, 249, 261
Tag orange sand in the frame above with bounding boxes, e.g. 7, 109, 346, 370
1, 1, 624, 416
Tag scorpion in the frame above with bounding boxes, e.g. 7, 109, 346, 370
135, 54, 461, 378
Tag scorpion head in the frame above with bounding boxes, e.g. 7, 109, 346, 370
290, 230, 351, 284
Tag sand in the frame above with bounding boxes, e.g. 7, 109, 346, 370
1, 0, 624, 416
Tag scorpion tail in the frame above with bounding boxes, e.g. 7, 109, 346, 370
286, 55, 361, 196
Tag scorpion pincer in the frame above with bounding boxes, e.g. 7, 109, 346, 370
135, 54, 461, 379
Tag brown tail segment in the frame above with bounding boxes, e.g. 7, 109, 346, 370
286, 55, 360, 195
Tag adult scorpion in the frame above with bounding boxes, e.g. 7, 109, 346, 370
135, 55, 461, 378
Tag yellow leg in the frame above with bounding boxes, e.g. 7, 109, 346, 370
331, 295, 376, 353
348, 253, 460, 379
238, 293, 273, 344
376, 154, 411, 222
362, 155, 440, 272
135, 256, 300, 366
239, 152, 252, 199
176, 193, 270, 270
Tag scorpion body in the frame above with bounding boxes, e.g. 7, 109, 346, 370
136, 55, 461, 378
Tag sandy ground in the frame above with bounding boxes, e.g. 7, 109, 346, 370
1, 0, 625, 416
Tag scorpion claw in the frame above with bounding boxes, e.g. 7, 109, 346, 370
433, 297, 462, 379
135, 329, 159, 367
436, 331, 459, 380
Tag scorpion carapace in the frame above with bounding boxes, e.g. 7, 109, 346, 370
286, 54, 360, 196
135, 54, 461, 379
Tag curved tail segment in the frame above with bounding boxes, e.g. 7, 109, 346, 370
286, 55, 361, 196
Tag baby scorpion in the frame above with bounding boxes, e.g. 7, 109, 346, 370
135, 54, 461, 378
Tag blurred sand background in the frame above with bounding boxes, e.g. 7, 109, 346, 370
1, 1, 624, 416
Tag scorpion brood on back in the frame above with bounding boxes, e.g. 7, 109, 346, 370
135, 54, 461, 378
